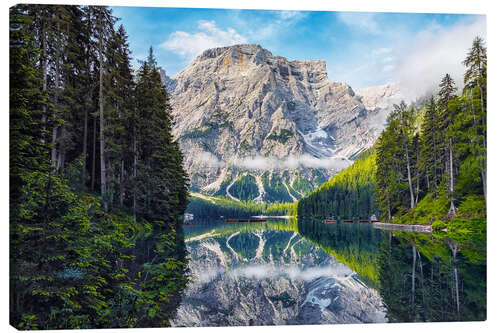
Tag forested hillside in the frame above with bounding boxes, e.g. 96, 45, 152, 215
297, 149, 379, 219
375, 37, 486, 231
10, 5, 189, 329
186, 195, 297, 220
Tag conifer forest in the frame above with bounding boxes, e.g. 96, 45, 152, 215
10, 5, 189, 329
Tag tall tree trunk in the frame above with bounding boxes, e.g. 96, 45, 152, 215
417, 250, 425, 315
133, 131, 137, 221
405, 144, 415, 209
412, 245, 416, 313
51, 44, 61, 171
387, 192, 392, 221
57, 125, 66, 169
51, 128, 58, 170
449, 241, 460, 319
82, 7, 92, 184
82, 96, 89, 184
98, 8, 107, 210
415, 149, 420, 204
147, 160, 152, 218
91, 115, 96, 191
482, 161, 487, 200
120, 159, 125, 206
109, 169, 114, 208
432, 117, 438, 194
40, 19, 48, 143
448, 138, 456, 217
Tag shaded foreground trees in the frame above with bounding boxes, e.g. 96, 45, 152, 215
10, 4, 189, 329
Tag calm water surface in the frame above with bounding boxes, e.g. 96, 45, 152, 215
173, 218, 486, 326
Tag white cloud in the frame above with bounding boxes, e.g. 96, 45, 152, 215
199, 151, 225, 168
338, 12, 381, 35
230, 154, 352, 170
195, 151, 352, 171
160, 20, 247, 60
383, 64, 395, 72
230, 263, 352, 281
382, 56, 394, 63
371, 47, 392, 56
278, 10, 306, 21
393, 16, 486, 101
197, 263, 353, 284
251, 10, 308, 41
331, 46, 395, 88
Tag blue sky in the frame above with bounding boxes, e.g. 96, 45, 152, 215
110, 6, 485, 92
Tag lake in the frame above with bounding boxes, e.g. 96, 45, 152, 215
172, 218, 486, 326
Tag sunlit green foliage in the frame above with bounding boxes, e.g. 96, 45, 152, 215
373, 37, 486, 229
186, 194, 297, 220
297, 149, 379, 219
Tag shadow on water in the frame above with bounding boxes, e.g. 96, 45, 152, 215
297, 216, 486, 322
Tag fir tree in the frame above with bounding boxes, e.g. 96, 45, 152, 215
10, 5, 190, 329
462, 37, 487, 198
438, 73, 458, 217
420, 96, 443, 196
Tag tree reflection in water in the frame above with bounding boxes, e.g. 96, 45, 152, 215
298, 217, 486, 322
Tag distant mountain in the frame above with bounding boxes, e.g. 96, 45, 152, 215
160, 44, 401, 202
355, 83, 403, 131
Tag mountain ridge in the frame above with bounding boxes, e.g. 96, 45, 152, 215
159, 44, 401, 202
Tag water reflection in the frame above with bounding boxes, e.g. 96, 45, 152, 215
376, 232, 486, 322
298, 217, 486, 322
174, 220, 387, 326
175, 218, 486, 326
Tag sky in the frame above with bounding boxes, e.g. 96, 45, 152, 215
110, 6, 485, 96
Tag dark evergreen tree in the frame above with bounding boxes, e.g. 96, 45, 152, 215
104, 24, 135, 209
420, 96, 443, 196
462, 37, 487, 198
10, 5, 190, 329
438, 73, 458, 216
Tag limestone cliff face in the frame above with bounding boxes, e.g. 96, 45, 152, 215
162, 44, 398, 202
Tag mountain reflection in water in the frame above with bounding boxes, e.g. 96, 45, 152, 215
173, 218, 486, 326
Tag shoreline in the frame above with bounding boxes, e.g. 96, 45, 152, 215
372, 222, 432, 233
251, 215, 292, 219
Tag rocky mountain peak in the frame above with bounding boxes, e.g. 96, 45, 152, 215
160, 44, 400, 202
197, 43, 270, 62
